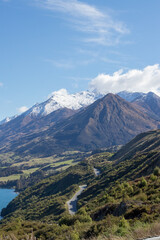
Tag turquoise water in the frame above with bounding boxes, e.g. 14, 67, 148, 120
0, 188, 18, 220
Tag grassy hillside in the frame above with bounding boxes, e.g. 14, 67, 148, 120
1, 162, 96, 222
0, 172, 160, 240
78, 130, 160, 205
1, 130, 160, 239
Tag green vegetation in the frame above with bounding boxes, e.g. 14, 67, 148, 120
0, 167, 160, 240
0, 151, 90, 189
0, 130, 160, 239
1, 162, 95, 222
0, 174, 21, 181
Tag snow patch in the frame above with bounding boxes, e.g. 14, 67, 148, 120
27, 89, 96, 117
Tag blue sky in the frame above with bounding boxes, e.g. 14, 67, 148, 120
1, 0, 160, 120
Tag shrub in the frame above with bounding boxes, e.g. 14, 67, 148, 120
154, 167, 160, 176
139, 177, 147, 188
119, 217, 130, 229
116, 217, 130, 236
150, 174, 157, 181
70, 231, 79, 240
138, 192, 148, 201
77, 207, 87, 215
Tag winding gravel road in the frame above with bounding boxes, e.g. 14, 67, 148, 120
94, 167, 101, 176
67, 185, 87, 215
67, 168, 101, 215
67, 169, 160, 240
66, 170, 160, 240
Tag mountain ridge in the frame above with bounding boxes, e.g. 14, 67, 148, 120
1, 90, 160, 126
0, 89, 96, 125
0, 93, 159, 157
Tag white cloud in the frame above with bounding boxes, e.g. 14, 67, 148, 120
34, 0, 128, 45
89, 64, 160, 95
0, 82, 3, 87
44, 59, 74, 69
18, 106, 29, 114
45, 57, 95, 69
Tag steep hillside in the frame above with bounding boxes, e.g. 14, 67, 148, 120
1, 130, 160, 240
1, 162, 95, 221
2, 130, 160, 219
118, 91, 160, 120
50, 93, 159, 150
80, 129, 160, 203
132, 92, 160, 120
111, 129, 160, 164
1, 93, 159, 157
0, 108, 76, 148
117, 91, 146, 102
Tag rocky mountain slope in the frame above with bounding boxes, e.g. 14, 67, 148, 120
132, 92, 160, 119
117, 90, 146, 102
0, 93, 159, 157
0, 89, 96, 125
1, 90, 160, 125
25, 89, 96, 117
118, 91, 160, 120
0, 107, 76, 147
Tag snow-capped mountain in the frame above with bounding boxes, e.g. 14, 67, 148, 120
1, 90, 160, 155
1, 89, 160, 126
132, 91, 160, 119
117, 91, 146, 102
0, 89, 97, 125
1, 93, 160, 156
24, 89, 96, 117
0, 115, 17, 125
117, 91, 160, 120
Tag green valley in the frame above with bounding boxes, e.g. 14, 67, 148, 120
0, 130, 160, 239
0, 151, 90, 190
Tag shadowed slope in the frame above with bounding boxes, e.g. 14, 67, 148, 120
0, 94, 159, 157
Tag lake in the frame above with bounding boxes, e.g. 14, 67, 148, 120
0, 188, 18, 220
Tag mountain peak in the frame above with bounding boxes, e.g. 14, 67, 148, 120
105, 93, 115, 98
0, 115, 18, 125
26, 89, 96, 117
0, 89, 97, 125
147, 91, 159, 99
0, 90, 160, 156
117, 91, 146, 102
1, 90, 160, 126
101, 92, 127, 104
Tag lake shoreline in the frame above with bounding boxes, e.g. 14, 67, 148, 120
0, 180, 17, 189
0, 188, 18, 220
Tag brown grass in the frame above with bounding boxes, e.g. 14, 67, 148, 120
0, 232, 36, 240
132, 222, 160, 240
86, 222, 160, 240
